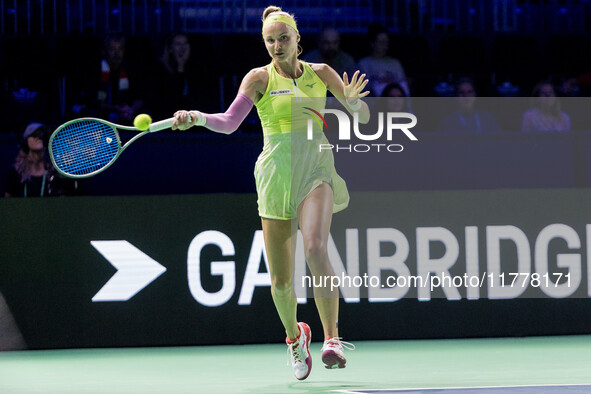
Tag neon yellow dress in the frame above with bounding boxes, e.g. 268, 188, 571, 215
254, 61, 349, 220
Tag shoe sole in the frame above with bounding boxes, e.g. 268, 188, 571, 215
321, 350, 346, 369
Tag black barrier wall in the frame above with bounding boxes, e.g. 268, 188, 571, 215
2, 131, 591, 196
1, 191, 590, 349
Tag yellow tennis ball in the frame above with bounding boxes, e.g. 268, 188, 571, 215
133, 114, 152, 131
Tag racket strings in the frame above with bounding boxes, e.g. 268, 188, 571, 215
51, 120, 119, 176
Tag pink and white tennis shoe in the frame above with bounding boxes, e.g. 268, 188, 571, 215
321, 337, 355, 369
286, 322, 312, 380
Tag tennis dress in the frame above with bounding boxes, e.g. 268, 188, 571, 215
254, 61, 349, 220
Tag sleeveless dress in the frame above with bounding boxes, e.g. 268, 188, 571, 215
254, 61, 349, 220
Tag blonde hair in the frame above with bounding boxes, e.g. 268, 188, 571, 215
262, 6, 291, 22
261, 6, 302, 57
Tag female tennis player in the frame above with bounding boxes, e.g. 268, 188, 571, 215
173, 6, 370, 380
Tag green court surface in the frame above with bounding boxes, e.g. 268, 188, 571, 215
0, 335, 590, 394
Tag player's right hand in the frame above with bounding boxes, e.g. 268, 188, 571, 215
173, 110, 204, 130
172, 110, 193, 130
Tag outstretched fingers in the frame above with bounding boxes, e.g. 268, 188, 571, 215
357, 77, 370, 97
352, 72, 370, 98
349, 70, 360, 87
343, 70, 371, 100
355, 74, 368, 93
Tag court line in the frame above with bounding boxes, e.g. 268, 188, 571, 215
334, 383, 591, 393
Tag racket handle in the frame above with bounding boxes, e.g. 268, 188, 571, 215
149, 114, 194, 132
149, 117, 174, 132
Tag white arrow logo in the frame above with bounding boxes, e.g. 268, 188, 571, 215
91, 241, 167, 302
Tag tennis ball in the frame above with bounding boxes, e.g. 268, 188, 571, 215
134, 114, 152, 131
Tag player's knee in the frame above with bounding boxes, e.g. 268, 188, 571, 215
271, 276, 293, 295
304, 237, 328, 263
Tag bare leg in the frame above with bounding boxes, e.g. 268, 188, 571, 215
261, 217, 300, 340
298, 182, 339, 340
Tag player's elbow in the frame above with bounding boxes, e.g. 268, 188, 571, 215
223, 123, 240, 134
226, 115, 243, 134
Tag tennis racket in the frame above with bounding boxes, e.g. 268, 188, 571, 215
49, 116, 188, 178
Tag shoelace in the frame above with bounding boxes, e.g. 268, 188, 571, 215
323, 337, 356, 351
286, 340, 303, 366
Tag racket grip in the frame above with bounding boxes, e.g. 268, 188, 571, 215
149, 118, 174, 132
149, 114, 194, 132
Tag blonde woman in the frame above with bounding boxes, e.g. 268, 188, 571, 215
173, 6, 369, 380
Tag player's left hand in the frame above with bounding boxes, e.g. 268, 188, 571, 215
343, 71, 370, 105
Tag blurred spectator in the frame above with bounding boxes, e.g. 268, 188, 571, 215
439, 78, 501, 133
522, 80, 571, 132
71, 34, 145, 123
562, 71, 591, 96
303, 28, 356, 77
5, 123, 81, 197
381, 82, 411, 113
357, 24, 408, 97
377, 81, 419, 132
152, 32, 216, 119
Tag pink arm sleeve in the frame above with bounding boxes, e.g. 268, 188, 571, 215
203, 93, 254, 134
